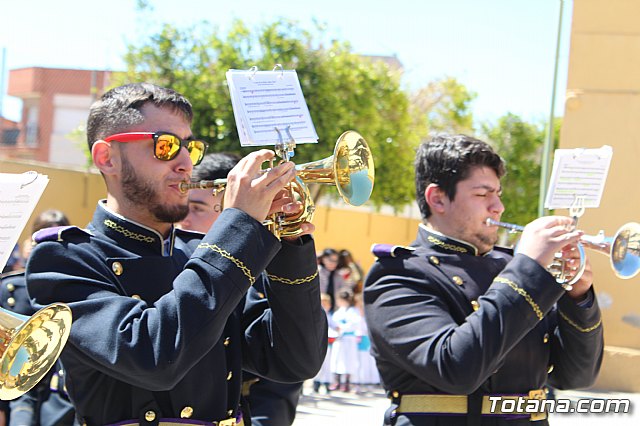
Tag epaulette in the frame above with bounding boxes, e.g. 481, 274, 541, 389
33, 226, 92, 244
371, 243, 416, 258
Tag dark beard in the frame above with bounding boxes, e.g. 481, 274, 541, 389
121, 155, 189, 223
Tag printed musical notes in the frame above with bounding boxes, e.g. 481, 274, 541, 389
544, 146, 613, 210
226, 68, 318, 147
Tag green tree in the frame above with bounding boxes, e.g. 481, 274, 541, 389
115, 19, 426, 209
481, 113, 561, 239
411, 76, 476, 135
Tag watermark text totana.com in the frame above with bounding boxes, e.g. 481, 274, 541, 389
488, 396, 631, 414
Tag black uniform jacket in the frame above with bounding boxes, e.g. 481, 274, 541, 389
25, 202, 327, 425
364, 225, 604, 426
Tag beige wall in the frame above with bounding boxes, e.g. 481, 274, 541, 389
560, 0, 640, 391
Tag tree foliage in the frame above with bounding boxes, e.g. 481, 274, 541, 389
115, 19, 426, 209
411, 76, 476, 135
481, 113, 561, 238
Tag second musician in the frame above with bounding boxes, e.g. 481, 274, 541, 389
364, 134, 604, 426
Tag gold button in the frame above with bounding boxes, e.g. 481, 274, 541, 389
6, 283, 15, 292
429, 256, 440, 265
227, 409, 234, 416
471, 300, 480, 311
223, 337, 231, 347
131, 294, 142, 300
145, 410, 156, 421
227, 371, 233, 380
452, 276, 464, 285
257, 292, 265, 299
543, 333, 550, 344
112, 262, 123, 276
547, 364, 554, 374
180, 406, 194, 418
7, 297, 15, 307
392, 391, 399, 398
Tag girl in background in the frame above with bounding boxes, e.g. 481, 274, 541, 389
329, 290, 361, 392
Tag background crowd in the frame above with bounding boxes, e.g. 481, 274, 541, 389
313, 248, 380, 395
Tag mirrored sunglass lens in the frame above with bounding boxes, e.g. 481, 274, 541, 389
156, 135, 181, 160
187, 141, 206, 165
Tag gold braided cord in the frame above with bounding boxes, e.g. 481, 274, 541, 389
104, 219, 155, 243
197, 243, 255, 285
267, 270, 318, 285
427, 235, 468, 253
494, 277, 544, 320
558, 310, 602, 333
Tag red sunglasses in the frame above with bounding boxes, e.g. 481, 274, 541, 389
103, 132, 209, 166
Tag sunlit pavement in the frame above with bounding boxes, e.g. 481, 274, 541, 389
292, 381, 640, 425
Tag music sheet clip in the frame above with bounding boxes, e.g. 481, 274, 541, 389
544, 145, 613, 210
226, 66, 319, 147
275, 126, 296, 161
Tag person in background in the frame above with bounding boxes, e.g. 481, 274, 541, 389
179, 151, 305, 426
364, 134, 603, 425
329, 290, 361, 392
312, 293, 337, 394
353, 293, 379, 394
25, 82, 326, 425
318, 248, 347, 312
178, 152, 241, 233
0, 209, 75, 426
337, 249, 364, 294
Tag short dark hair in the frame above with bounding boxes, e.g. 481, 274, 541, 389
415, 134, 505, 220
32, 209, 70, 233
86, 82, 193, 151
192, 153, 242, 182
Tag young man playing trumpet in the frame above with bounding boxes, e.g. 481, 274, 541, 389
364, 134, 603, 425
26, 82, 327, 425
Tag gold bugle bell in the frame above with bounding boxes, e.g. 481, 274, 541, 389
179, 130, 375, 238
0, 303, 72, 400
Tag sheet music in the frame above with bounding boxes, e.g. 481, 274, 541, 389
0, 171, 49, 271
544, 145, 613, 209
226, 69, 319, 147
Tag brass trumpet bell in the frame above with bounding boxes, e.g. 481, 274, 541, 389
296, 130, 375, 207
581, 222, 640, 280
0, 303, 72, 400
265, 130, 375, 237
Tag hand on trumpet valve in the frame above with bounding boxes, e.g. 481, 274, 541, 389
223, 149, 296, 223
269, 187, 315, 240
516, 216, 584, 269
553, 244, 593, 300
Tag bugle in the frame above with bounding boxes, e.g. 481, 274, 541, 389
0, 303, 72, 400
486, 218, 640, 288
180, 131, 375, 238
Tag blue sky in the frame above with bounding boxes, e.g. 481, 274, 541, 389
0, 0, 573, 125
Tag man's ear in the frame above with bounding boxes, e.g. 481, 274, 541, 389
92, 141, 119, 175
425, 183, 448, 214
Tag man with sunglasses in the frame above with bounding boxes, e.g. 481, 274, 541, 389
25, 82, 327, 426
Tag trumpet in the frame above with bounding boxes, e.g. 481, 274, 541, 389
486, 218, 640, 287
179, 131, 375, 238
0, 303, 72, 400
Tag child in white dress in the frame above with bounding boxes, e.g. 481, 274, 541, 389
329, 290, 361, 392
